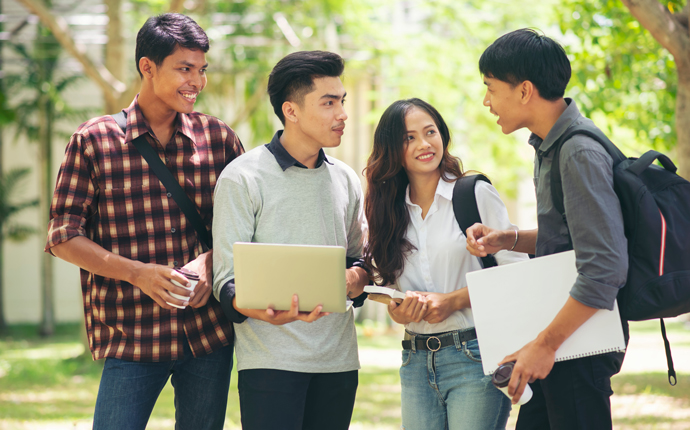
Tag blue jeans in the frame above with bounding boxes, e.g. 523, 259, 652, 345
400, 337, 511, 430
93, 341, 233, 430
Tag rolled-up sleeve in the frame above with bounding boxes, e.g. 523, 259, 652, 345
45, 133, 98, 254
560, 141, 628, 310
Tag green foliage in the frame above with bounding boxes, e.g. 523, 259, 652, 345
0, 167, 39, 242
5, 39, 91, 144
193, 0, 356, 146
558, 0, 677, 154
0, 92, 14, 125
336, 0, 561, 198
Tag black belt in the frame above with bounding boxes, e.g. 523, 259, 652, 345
402, 328, 477, 352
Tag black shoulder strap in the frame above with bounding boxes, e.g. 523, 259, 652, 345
111, 111, 212, 251
452, 174, 497, 269
549, 126, 626, 221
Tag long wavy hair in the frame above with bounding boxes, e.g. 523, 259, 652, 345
364, 98, 466, 286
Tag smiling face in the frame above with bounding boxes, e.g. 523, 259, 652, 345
145, 46, 207, 114
291, 76, 348, 149
483, 75, 527, 135
401, 107, 444, 179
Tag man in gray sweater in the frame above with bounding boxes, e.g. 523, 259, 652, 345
212, 50, 369, 430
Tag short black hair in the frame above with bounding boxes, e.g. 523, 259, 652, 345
135, 13, 209, 78
267, 51, 345, 124
479, 28, 571, 101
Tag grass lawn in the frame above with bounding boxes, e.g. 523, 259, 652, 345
0, 323, 404, 429
1, 321, 689, 429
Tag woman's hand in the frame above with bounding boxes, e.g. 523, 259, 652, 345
417, 291, 461, 324
388, 291, 428, 325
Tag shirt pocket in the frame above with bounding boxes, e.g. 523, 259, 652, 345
100, 185, 159, 239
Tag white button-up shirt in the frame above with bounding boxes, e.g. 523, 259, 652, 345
398, 177, 528, 334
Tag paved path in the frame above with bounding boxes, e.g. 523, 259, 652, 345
359, 320, 690, 375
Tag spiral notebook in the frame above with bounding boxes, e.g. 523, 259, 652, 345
466, 250, 626, 376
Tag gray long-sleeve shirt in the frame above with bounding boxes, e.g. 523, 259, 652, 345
529, 99, 628, 310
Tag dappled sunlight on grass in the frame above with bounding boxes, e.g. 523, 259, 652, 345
1, 322, 690, 429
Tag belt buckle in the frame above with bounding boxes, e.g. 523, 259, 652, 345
426, 336, 441, 352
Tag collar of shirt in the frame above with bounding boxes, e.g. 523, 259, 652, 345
265, 130, 332, 171
121, 95, 198, 146
404, 176, 455, 219
528, 97, 580, 154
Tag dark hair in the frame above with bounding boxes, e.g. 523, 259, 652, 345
135, 13, 209, 78
479, 28, 571, 101
364, 98, 465, 286
267, 51, 345, 124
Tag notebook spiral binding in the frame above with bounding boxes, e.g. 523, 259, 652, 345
555, 346, 626, 361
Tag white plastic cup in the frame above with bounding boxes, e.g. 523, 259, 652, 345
166, 268, 199, 309
491, 361, 533, 406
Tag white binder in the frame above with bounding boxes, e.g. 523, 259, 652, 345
466, 250, 626, 376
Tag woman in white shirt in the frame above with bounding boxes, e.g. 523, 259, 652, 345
364, 98, 527, 430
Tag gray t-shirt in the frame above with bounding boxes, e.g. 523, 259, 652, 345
529, 98, 628, 310
212, 136, 365, 373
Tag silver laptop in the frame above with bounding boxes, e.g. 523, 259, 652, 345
233, 242, 347, 313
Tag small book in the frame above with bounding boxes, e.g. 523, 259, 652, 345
364, 285, 405, 305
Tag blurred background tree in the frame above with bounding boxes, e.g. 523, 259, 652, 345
4, 7, 91, 335
559, 0, 689, 177
1, 0, 685, 330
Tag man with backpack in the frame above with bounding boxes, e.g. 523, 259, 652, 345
466, 28, 628, 429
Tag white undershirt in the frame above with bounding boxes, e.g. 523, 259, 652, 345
398, 177, 528, 334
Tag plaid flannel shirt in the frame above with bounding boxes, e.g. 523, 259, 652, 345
45, 96, 243, 361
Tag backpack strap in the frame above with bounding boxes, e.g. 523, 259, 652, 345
660, 319, 677, 385
452, 175, 497, 269
110, 111, 212, 251
548, 126, 625, 222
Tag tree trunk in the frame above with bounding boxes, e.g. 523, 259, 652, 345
0, 0, 6, 334
104, 0, 124, 114
36, 17, 58, 337
676, 63, 690, 180
38, 91, 55, 337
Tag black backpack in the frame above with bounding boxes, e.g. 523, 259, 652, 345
549, 124, 690, 385
452, 174, 498, 270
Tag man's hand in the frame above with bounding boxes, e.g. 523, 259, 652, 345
346, 266, 368, 299
235, 295, 330, 326
465, 223, 510, 257
418, 291, 460, 324
131, 263, 195, 309
388, 291, 428, 325
499, 337, 557, 404
183, 250, 213, 308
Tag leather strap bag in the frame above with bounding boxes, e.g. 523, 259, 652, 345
111, 111, 212, 251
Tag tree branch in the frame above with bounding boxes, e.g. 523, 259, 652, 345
169, 0, 185, 13
229, 77, 268, 130
621, 0, 690, 61
672, 3, 689, 29
16, 0, 126, 101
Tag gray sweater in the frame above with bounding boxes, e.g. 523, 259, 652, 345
212, 142, 365, 373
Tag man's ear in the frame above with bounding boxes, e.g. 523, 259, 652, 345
139, 57, 155, 80
282, 100, 299, 124
520, 81, 535, 104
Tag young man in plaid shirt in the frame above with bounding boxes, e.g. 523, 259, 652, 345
45, 13, 243, 430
